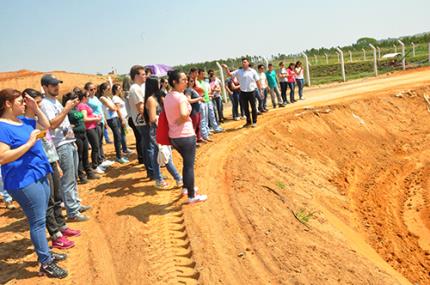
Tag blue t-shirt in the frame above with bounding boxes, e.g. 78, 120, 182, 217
265, 70, 278, 88
88, 96, 105, 121
0, 117, 52, 191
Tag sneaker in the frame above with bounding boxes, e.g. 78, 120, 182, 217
87, 172, 100, 180
68, 213, 89, 222
214, 128, 224, 133
51, 252, 67, 262
187, 194, 208, 204
300, 97, 305, 100
116, 157, 129, 164
205, 137, 213, 142
39, 261, 68, 279
5, 201, 16, 210
79, 205, 92, 213
155, 180, 169, 190
52, 236, 75, 250
176, 180, 184, 188
95, 166, 105, 174
251, 123, 257, 128
101, 160, 114, 168
61, 227, 81, 237
234, 117, 240, 121
182, 187, 198, 196
79, 177, 88, 184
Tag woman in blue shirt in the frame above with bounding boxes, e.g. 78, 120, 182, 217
0, 88, 68, 278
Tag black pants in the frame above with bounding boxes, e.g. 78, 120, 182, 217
240, 91, 258, 124
107, 117, 123, 160
87, 128, 102, 168
212, 97, 224, 122
171, 136, 196, 198
74, 131, 92, 178
280, 82, 288, 104
46, 162, 66, 237
128, 117, 144, 164
96, 123, 106, 162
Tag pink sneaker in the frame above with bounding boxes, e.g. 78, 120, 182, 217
61, 227, 81, 237
52, 236, 75, 250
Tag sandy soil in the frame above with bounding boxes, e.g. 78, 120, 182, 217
1, 67, 430, 284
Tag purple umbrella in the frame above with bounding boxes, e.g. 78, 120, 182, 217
144, 64, 173, 77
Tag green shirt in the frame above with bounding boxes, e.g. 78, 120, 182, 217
68, 109, 86, 133
196, 79, 210, 103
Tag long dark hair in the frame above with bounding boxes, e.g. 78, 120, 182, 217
143, 77, 162, 124
96, 82, 110, 98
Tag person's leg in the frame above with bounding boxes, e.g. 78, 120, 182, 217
107, 118, 122, 160
297, 79, 304, 99
240, 91, 251, 125
239, 92, 245, 117
46, 172, 61, 238
86, 128, 100, 169
0, 181, 12, 203
139, 125, 154, 178
199, 103, 209, 140
56, 144, 81, 218
165, 152, 182, 182
9, 177, 52, 264
263, 88, 268, 110
280, 82, 288, 104
274, 86, 283, 105
231, 93, 239, 119
96, 124, 106, 162
148, 125, 162, 182
171, 136, 196, 198
50, 162, 67, 229
128, 117, 144, 164
269, 87, 277, 108
248, 91, 258, 124
103, 126, 112, 143
74, 133, 86, 181
208, 101, 221, 131
255, 89, 263, 112
289, 82, 296, 102
191, 113, 201, 141
120, 124, 128, 153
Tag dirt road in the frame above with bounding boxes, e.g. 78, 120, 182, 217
1, 67, 430, 284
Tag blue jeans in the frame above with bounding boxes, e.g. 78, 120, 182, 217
200, 102, 209, 140
0, 181, 12, 203
107, 117, 123, 160
137, 124, 154, 178
149, 125, 181, 183
9, 177, 52, 264
171, 136, 196, 198
288, 82, 296, 102
208, 101, 221, 131
56, 143, 81, 218
230, 91, 240, 118
103, 124, 112, 143
296, 79, 304, 99
255, 89, 267, 111
120, 124, 128, 152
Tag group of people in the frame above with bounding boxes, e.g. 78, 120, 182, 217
0, 58, 304, 279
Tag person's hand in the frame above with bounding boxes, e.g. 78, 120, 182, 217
96, 115, 102, 122
221, 64, 228, 69
121, 120, 126, 128
23, 94, 39, 113
27, 129, 41, 147
65, 98, 79, 111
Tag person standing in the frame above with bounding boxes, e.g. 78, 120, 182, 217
287, 63, 297, 103
266, 63, 283, 108
208, 70, 225, 123
40, 74, 90, 222
295, 61, 305, 100
257, 64, 269, 113
222, 58, 262, 128
0, 88, 68, 278
185, 76, 204, 142
112, 84, 132, 155
225, 75, 242, 120
278, 62, 289, 105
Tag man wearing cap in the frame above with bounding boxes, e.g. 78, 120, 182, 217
39, 74, 91, 222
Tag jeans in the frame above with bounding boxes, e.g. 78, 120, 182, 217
120, 123, 128, 152
74, 131, 92, 178
212, 97, 224, 122
296, 79, 304, 99
46, 162, 66, 238
230, 91, 240, 119
200, 102, 209, 140
56, 143, 81, 218
191, 112, 201, 140
128, 117, 144, 164
107, 117, 123, 160
240, 91, 258, 124
288, 82, 296, 102
255, 89, 267, 111
149, 124, 181, 182
280, 82, 289, 104
208, 101, 221, 131
86, 128, 102, 168
103, 125, 111, 143
171, 136, 196, 198
0, 181, 12, 203
269, 86, 282, 107
8, 177, 52, 264
136, 124, 153, 178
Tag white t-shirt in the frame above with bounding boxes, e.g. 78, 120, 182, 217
128, 83, 145, 125
258, 72, 268, 88
101, 96, 118, 120
112, 95, 128, 119
279, 67, 288, 82
231, 68, 260, 92
295, 67, 304, 80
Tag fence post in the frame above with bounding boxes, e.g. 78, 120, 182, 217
369, 44, 378, 76
349, 50, 353, 63
336, 47, 346, 82
394, 44, 397, 53
302, 52, 311, 87
362, 48, 366, 61
216, 62, 228, 102
398, 40, 406, 70
411, 42, 416, 57
324, 53, 328, 64
263, 57, 269, 68
377, 47, 381, 59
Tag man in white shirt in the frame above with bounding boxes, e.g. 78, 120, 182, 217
222, 58, 261, 127
257, 64, 269, 113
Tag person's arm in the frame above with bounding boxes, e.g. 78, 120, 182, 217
175, 100, 191, 124
48, 99, 79, 129
100, 97, 117, 111
221, 64, 233, 77
23, 95, 50, 129
146, 97, 158, 124
186, 91, 203, 103
81, 109, 101, 123
225, 83, 233, 95
0, 130, 41, 165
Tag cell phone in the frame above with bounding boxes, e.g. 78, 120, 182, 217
36, 130, 47, 139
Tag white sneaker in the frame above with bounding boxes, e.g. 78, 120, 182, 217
95, 166, 105, 174
182, 187, 198, 196
188, 194, 208, 204
234, 117, 240, 121
101, 160, 114, 168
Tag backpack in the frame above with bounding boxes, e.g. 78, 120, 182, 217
156, 111, 171, 145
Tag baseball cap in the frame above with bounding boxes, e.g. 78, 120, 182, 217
41, 74, 63, 86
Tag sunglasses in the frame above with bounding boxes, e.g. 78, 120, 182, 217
89, 88, 96, 91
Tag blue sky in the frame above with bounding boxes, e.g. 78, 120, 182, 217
1, 0, 429, 74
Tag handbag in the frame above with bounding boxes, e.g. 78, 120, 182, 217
156, 111, 171, 145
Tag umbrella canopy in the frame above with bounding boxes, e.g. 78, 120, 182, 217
144, 64, 173, 77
